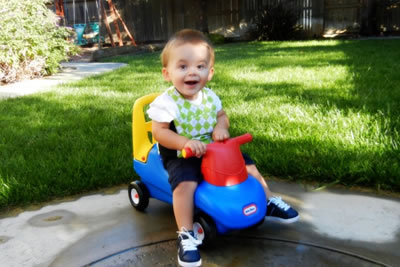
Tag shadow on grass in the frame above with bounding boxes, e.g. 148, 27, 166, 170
217, 40, 400, 114
232, 112, 399, 190
0, 52, 165, 210
0, 94, 139, 209
214, 40, 400, 191
1, 40, 399, 210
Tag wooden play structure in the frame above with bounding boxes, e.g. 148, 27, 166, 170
54, 0, 136, 47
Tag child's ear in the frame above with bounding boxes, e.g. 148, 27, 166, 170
162, 68, 170, 81
208, 67, 214, 81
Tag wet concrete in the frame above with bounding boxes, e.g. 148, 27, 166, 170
91, 237, 386, 267
1, 180, 398, 267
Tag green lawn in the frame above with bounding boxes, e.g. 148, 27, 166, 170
1, 39, 399, 210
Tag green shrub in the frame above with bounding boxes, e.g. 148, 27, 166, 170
0, 0, 78, 84
255, 2, 301, 41
206, 33, 225, 45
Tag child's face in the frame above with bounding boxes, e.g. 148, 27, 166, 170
162, 42, 214, 100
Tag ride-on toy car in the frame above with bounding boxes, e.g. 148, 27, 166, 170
129, 94, 267, 245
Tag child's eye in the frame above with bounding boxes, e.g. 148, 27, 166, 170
198, 64, 205, 69
179, 65, 186, 70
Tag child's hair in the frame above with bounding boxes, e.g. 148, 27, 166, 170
161, 29, 215, 68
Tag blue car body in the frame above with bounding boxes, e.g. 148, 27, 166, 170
134, 144, 267, 234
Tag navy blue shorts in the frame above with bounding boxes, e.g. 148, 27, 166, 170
164, 153, 254, 192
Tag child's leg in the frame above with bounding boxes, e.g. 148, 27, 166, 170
172, 181, 197, 230
173, 181, 202, 267
246, 163, 299, 223
165, 157, 202, 266
246, 164, 272, 199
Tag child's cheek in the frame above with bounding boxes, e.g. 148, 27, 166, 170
200, 69, 209, 76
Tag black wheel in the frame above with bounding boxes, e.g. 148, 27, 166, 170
128, 181, 149, 211
193, 213, 217, 247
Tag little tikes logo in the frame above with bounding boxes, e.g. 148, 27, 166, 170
243, 204, 257, 216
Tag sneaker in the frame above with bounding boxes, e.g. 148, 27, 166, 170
266, 196, 299, 224
177, 227, 202, 267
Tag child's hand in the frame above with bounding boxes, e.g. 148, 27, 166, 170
184, 140, 207, 158
212, 127, 230, 142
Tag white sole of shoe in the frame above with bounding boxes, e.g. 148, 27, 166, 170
265, 214, 300, 224
178, 256, 202, 267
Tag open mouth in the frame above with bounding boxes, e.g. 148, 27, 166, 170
184, 81, 198, 86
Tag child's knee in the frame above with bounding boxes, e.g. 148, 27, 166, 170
174, 181, 198, 194
246, 164, 259, 175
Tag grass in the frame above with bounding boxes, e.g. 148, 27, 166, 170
1, 39, 399, 210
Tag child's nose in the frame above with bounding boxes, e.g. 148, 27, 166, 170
188, 66, 198, 75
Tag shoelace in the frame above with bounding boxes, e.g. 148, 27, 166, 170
177, 227, 202, 251
269, 196, 290, 211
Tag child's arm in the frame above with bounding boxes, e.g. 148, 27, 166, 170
152, 121, 207, 157
212, 109, 230, 141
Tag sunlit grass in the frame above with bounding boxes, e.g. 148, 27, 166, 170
1, 39, 399, 210
213, 40, 399, 189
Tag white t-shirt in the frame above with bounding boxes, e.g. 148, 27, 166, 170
147, 87, 222, 123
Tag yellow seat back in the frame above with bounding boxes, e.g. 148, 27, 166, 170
132, 93, 160, 162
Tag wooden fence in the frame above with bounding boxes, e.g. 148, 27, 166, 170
377, 0, 400, 33
59, 0, 400, 43
63, 0, 100, 25
116, 0, 321, 41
